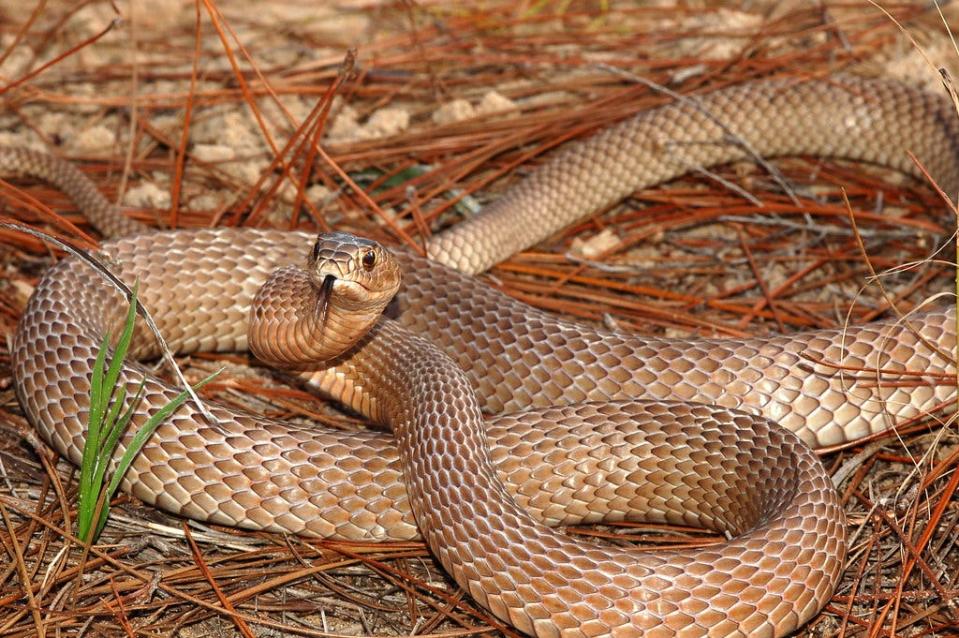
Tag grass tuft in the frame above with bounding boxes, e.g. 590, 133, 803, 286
77, 281, 218, 544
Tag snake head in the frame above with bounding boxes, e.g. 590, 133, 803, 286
306, 232, 401, 314
249, 232, 402, 368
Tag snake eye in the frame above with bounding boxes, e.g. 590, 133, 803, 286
311, 241, 321, 262
361, 250, 376, 271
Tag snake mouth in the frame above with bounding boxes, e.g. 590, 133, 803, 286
314, 274, 336, 329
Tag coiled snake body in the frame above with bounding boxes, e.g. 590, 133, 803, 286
10, 76, 959, 637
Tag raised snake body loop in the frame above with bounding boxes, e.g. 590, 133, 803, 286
249, 238, 845, 637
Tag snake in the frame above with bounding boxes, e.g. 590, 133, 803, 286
8, 75, 959, 637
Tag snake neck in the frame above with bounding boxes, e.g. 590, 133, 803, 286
249, 265, 386, 370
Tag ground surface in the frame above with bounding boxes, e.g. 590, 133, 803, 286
0, 1, 958, 636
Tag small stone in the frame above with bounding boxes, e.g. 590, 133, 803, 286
433, 99, 475, 125
365, 107, 410, 138
477, 90, 515, 116
570, 228, 620, 258
192, 144, 235, 163
123, 181, 171, 209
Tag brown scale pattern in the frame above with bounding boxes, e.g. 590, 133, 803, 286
397, 254, 956, 449
9, 75, 959, 636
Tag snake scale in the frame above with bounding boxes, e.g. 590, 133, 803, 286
8, 76, 959, 637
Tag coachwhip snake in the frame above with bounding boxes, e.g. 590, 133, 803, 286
8, 76, 959, 636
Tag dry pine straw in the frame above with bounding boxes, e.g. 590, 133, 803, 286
0, 1, 957, 636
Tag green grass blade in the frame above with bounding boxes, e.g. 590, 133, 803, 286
88, 334, 108, 425
89, 384, 132, 501
101, 281, 140, 405
100, 383, 144, 469
78, 333, 111, 533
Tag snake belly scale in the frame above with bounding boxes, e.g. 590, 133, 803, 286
9, 75, 959, 637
